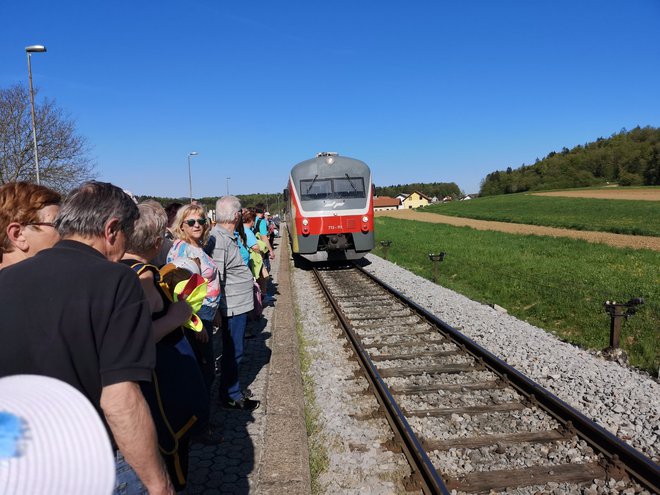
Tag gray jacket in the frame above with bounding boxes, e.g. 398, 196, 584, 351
209, 226, 254, 317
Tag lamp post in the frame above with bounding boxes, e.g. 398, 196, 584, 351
226, 177, 230, 196
188, 151, 198, 203
25, 45, 47, 185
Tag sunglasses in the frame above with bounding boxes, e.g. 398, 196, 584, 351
184, 218, 207, 227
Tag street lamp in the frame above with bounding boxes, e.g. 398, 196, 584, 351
25, 44, 47, 185
188, 151, 198, 203
226, 177, 230, 196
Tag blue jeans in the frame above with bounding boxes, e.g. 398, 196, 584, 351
114, 451, 147, 495
218, 312, 248, 402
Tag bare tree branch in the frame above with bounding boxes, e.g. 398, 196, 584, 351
0, 84, 95, 192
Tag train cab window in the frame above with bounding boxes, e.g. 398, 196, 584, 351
300, 176, 366, 200
333, 177, 365, 198
300, 178, 332, 200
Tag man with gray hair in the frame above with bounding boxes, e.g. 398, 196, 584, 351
0, 181, 174, 494
209, 195, 260, 411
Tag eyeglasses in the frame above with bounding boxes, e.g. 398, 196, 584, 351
184, 218, 207, 227
25, 222, 56, 228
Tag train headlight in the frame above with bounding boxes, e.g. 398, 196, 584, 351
361, 216, 369, 232
301, 217, 310, 235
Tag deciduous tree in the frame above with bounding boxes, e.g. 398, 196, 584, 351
0, 84, 94, 191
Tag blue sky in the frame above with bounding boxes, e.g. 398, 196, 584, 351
2, 1, 660, 197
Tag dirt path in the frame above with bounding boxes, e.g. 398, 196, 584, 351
375, 209, 660, 252
532, 189, 660, 201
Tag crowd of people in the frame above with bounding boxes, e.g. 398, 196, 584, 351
0, 181, 280, 494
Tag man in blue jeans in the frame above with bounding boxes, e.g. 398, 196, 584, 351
209, 195, 260, 411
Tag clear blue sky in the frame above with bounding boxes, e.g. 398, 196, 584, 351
3, 1, 660, 197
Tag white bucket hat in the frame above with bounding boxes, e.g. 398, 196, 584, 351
0, 375, 115, 495
170, 257, 201, 275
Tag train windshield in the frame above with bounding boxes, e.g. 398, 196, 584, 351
300, 176, 366, 200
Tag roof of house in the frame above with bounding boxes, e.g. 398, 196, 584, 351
374, 196, 401, 207
401, 190, 432, 201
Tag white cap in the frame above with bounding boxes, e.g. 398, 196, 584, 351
122, 189, 138, 204
170, 257, 201, 275
0, 375, 115, 495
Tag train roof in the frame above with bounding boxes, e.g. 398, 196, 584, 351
290, 153, 371, 179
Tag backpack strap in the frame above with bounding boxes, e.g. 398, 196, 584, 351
130, 262, 161, 282
253, 217, 262, 235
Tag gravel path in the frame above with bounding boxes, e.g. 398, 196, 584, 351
360, 254, 660, 464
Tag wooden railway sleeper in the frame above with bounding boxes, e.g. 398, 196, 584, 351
526, 393, 540, 408
382, 438, 402, 453
349, 407, 385, 421
604, 454, 629, 481
402, 473, 424, 493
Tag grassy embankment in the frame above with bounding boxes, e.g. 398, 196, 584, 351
423, 191, 660, 236
372, 217, 659, 374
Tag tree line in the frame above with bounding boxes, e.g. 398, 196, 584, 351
375, 182, 462, 199
480, 126, 660, 196
138, 193, 285, 215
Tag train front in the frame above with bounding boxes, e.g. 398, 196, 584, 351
287, 153, 374, 261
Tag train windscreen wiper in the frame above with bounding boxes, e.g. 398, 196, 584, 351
306, 175, 319, 193
345, 174, 358, 192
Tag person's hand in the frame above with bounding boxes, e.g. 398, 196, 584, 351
195, 327, 209, 343
269, 251, 275, 260
146, 477, 176, 495
167, 300, 193, 327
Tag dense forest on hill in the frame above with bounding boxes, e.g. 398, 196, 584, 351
375, 182, 462, 199
480, 126, 660, 196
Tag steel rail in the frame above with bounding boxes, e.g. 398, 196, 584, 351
354, 263, 660, 492
312, 268, 450, 495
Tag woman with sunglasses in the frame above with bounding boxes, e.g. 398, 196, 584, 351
0, 182, 61, 270
167, 204, 220, 393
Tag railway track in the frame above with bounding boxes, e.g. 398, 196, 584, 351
311, 264, 660, 494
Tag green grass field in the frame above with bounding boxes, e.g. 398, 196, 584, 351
423, 191, 660, 236
372, 217, 660, 374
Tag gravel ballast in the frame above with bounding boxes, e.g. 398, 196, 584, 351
360, 254, 660, 463
292, 263, 414, 494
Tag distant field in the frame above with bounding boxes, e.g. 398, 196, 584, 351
423, 191, 660, 236
372, 217, 660, 374
533, 187, 660, 201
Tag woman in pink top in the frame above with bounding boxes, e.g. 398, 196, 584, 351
167, 203, 220, 392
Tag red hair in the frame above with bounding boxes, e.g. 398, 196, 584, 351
0, 182, 61, 255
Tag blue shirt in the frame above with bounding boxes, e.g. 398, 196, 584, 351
255, 216, 268, 237
235, 228, 259, 266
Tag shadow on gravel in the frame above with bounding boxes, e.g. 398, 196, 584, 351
292, 253, 372, 271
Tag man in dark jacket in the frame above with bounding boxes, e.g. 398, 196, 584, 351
0, 181, 173, 495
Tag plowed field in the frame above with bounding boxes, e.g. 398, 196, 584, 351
532, 189, 660, 201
